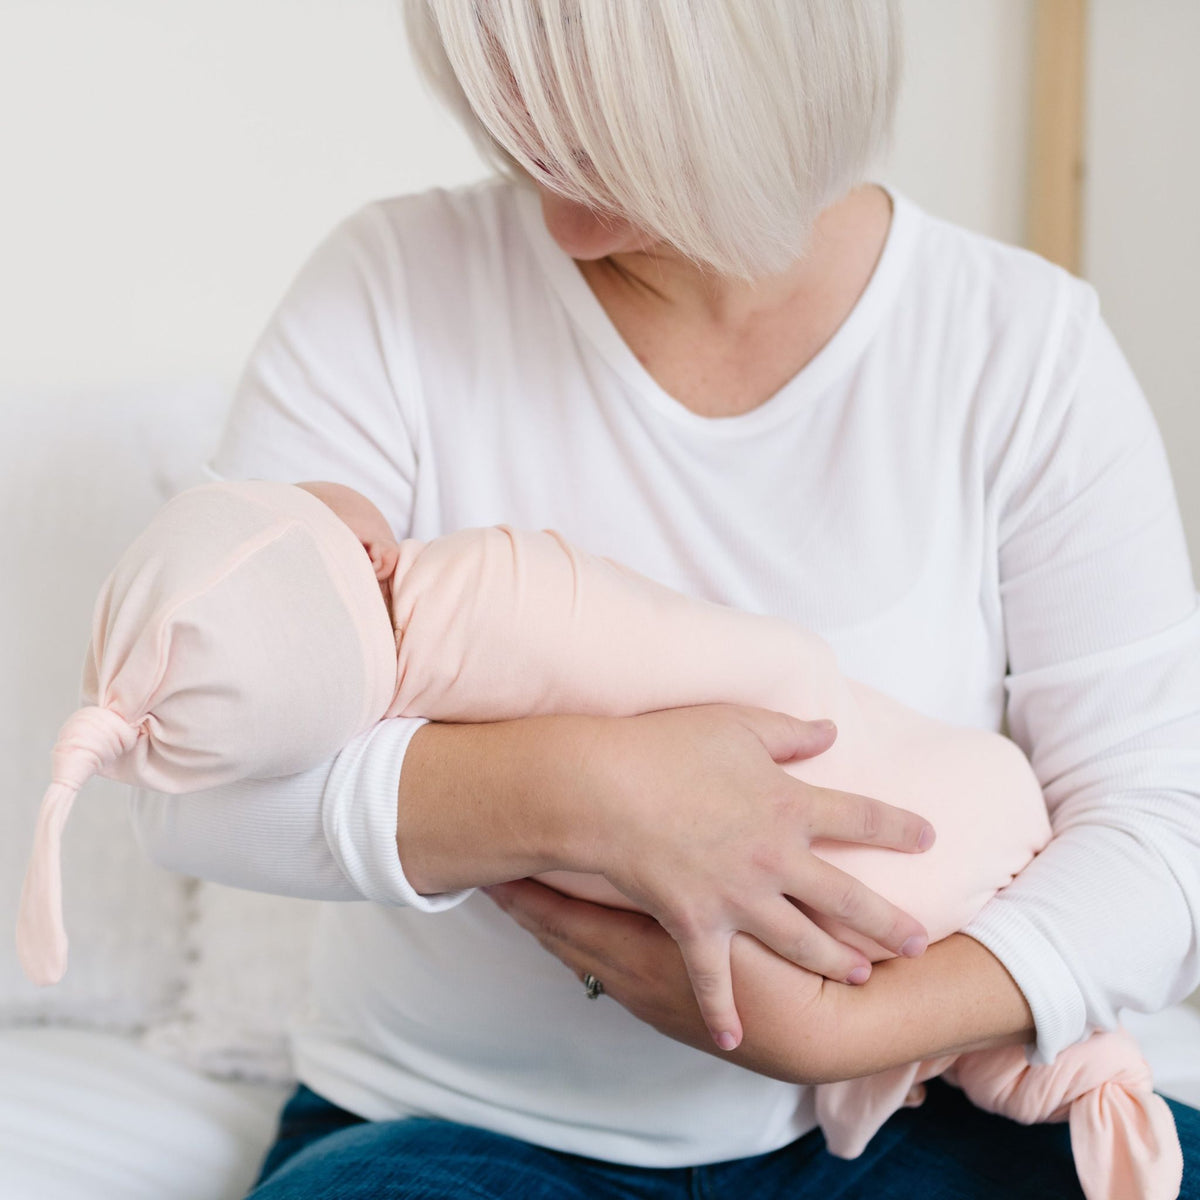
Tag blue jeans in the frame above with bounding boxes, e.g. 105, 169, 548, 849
247, 1078, 1200, 1199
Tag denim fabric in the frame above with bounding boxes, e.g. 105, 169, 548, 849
247, 1078, 1200, 1199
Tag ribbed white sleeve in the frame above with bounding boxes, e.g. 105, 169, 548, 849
963, 287, 1200, 1065
130, 715, 474, 910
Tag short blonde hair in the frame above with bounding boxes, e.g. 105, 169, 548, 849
403, 0, 902, 280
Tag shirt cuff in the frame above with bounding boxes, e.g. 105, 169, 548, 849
962, 895, 1090, 1066
322, 715, 476, 912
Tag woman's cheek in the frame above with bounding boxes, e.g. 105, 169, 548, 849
536, 187, 655, 259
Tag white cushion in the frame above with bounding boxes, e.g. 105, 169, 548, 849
140, 884, 323, 1085
0, 1026, 289, 1200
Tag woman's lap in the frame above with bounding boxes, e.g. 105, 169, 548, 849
247, 1078, 1200, 1200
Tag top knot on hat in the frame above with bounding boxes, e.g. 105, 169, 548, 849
49, 705, 142, 792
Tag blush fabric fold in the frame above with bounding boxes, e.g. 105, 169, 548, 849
815, 1029, 1181, 1200
15, 481, 1182, 1200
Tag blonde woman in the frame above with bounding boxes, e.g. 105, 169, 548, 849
132, 1, 1200, 1195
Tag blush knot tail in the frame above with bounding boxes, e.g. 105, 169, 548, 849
946, 1025, 1183, 1200
15, 705, 140, 987
1068, 1075, 1182, 1200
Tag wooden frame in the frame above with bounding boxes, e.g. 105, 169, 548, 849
1026, 0, 1088, 273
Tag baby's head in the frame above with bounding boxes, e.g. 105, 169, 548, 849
16, 478, 400, 987
292, 480, 400, 614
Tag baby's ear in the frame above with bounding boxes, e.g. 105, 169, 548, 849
362, 537, 400, 582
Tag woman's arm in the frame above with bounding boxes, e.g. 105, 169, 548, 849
960, 289, 1200, 1067
805, 933, 1033, 1077
482, 877, 1032, 1084
478, 282, 1200, 1082
395, 715, 606, 895
766, 285, 1200, 1076
131, 714, 469, 909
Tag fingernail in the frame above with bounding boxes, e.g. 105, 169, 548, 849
845, 965, 871, 985
917, 824, 935, 851
900, 935, 927, 958
814, 719, 836, 734
716, 1031, 738, 1051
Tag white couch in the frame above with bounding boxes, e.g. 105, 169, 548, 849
3, 382, 1200, 1199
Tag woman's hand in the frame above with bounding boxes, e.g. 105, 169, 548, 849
485, 877, 719, 1054
482, 876, 1033, 1085
481, 875, 837, 1082
569, 704, 934, 1053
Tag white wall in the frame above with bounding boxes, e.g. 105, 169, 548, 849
1084, 0, 1200, 569
0, 1, 1193, 556
0, 0, 489, 393
882, 0, 1033, 247
0, 0, 1034, 395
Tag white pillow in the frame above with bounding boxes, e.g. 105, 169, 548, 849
140, 884, 322, 1084
0, 1026, 289, 1200
0, 384, 227, 1029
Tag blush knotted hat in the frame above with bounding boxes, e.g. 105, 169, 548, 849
16, 479, 397, 986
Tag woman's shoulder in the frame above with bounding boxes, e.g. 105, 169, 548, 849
884, 191, 1114, 486
330, 176, 533, 283
898, 190, 1100, 350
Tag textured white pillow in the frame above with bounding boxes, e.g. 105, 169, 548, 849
0, 384, 226, 1029
140, 884, 321, 1084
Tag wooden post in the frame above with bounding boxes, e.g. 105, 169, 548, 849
1026, 0, 1088, 273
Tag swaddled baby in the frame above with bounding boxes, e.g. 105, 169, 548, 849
14, 478, 1180, 1200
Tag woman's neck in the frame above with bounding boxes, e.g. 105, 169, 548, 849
573, 183, 894, 419
581, 184, 893, 336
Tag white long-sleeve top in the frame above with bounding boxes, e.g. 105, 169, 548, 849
131, 176, 1200, 1167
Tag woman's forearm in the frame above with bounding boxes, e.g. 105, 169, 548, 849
725, 930, 1035, 1085
820, 933, 1033, 1076
395, 714, 606, 895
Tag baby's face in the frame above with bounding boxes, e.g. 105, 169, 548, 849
294, 481, 399, 615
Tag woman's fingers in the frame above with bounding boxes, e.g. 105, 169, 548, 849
803, 783, 935, 855
484, 878, 605, 952
794, 855, 928, 960
672, 927, 743, 1052
752, 710, 838, 764
752, 896, 874, 983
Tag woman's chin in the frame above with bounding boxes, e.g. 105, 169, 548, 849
536, 190, 651, 260
542, 222, 630, 261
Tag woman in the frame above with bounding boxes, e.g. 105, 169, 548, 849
132, 1, 1200, 1195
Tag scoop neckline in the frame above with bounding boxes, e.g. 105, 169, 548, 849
514, 178, 919, 437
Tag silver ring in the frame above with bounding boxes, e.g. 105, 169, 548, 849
582, 972, 604, 1000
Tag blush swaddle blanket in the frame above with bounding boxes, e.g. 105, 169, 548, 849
14, 479, 1182, 1200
